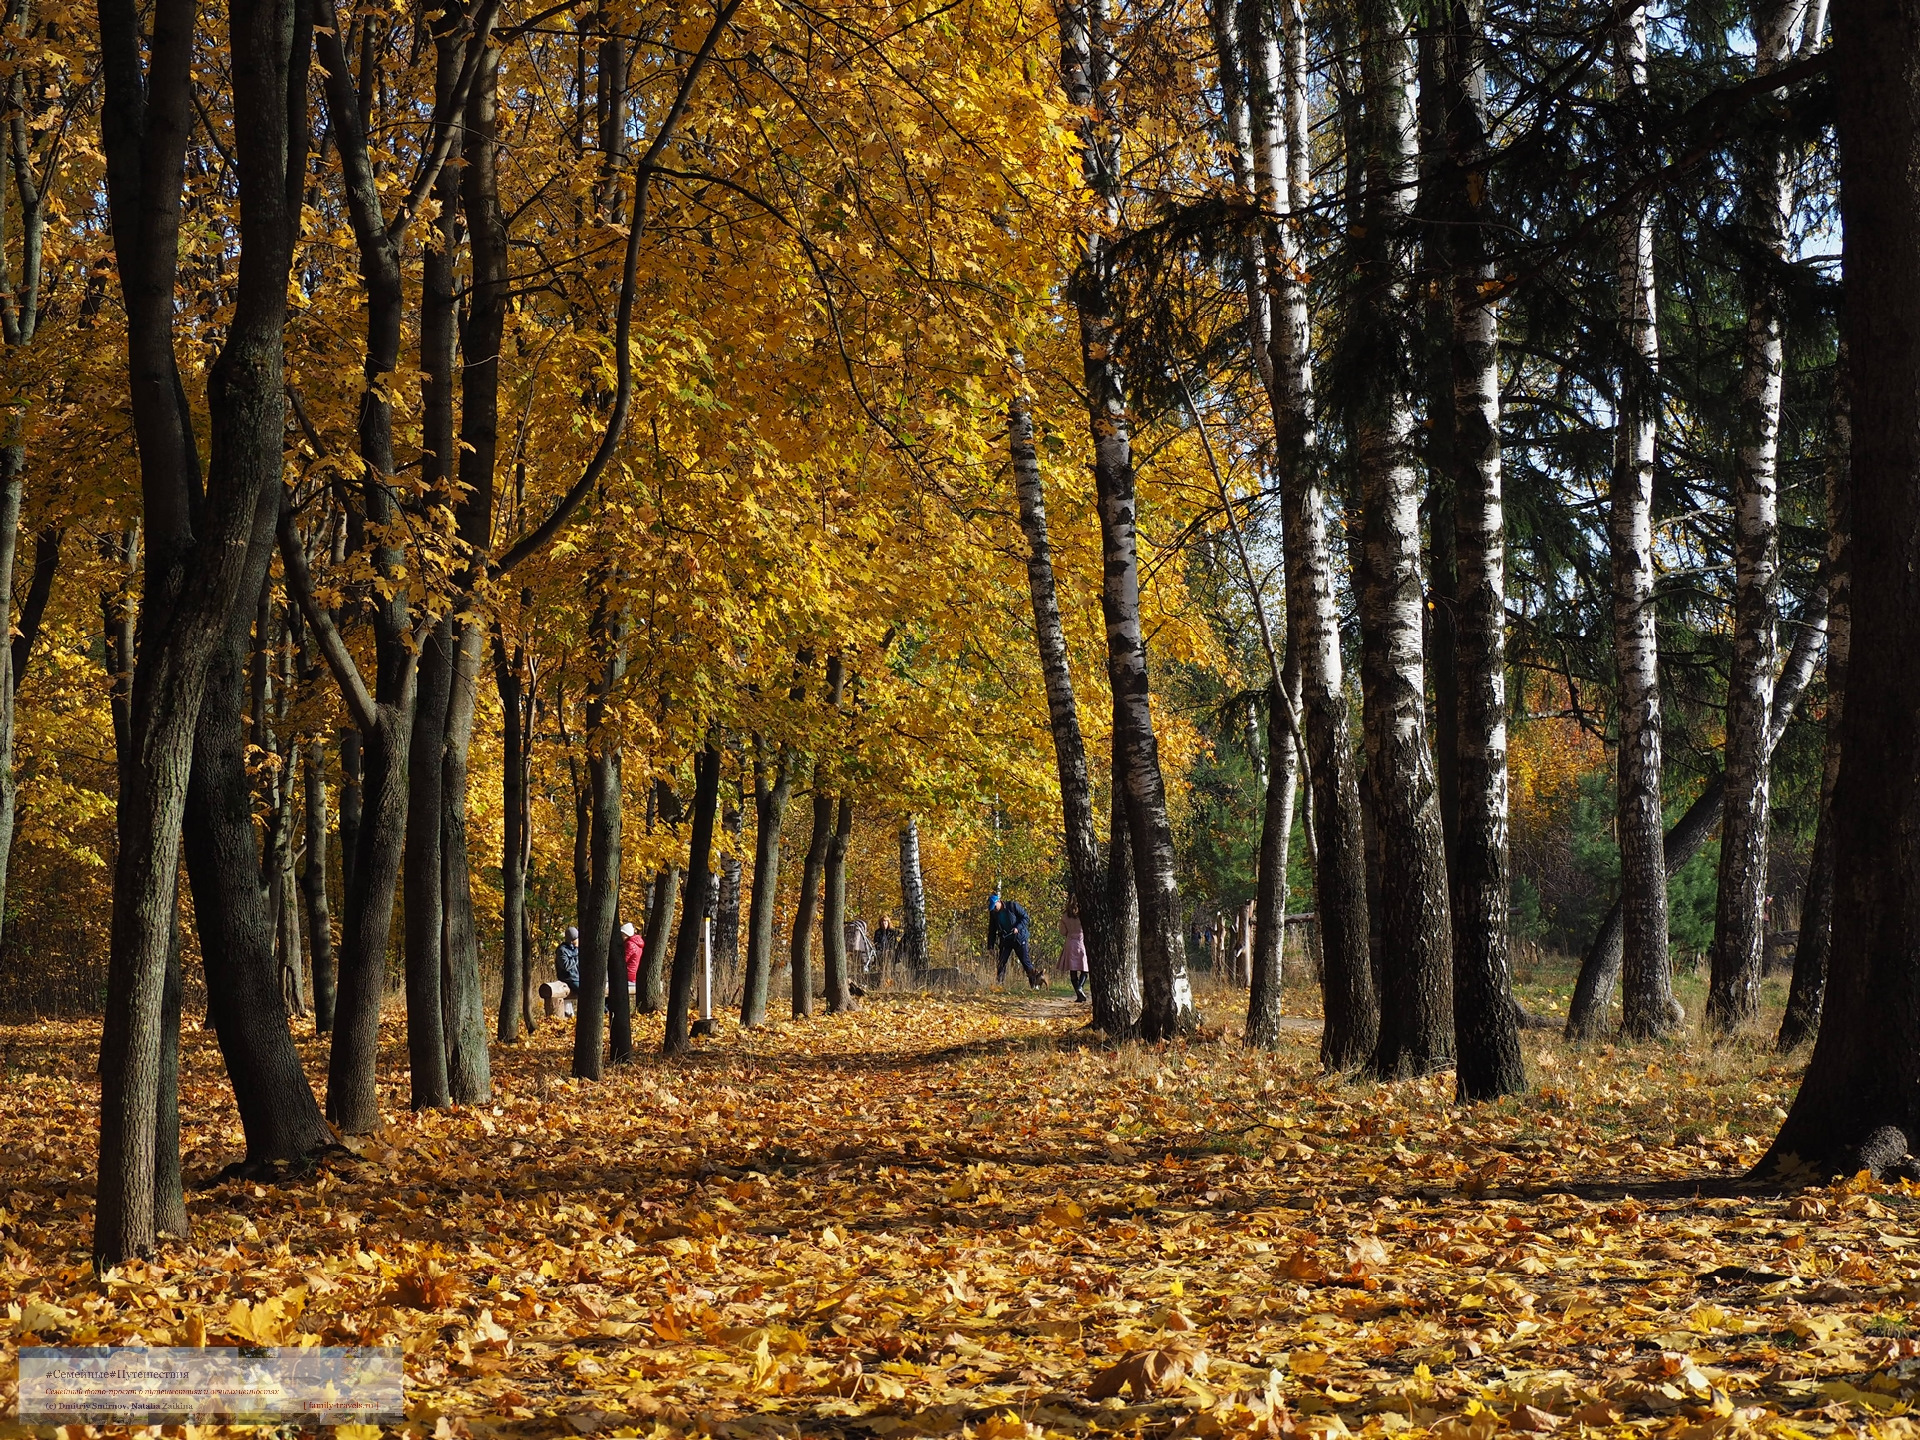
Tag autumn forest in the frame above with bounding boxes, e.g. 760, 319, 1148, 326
5, 0, 1920, 1430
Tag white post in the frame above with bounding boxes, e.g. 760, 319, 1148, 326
700, 911, 713, 1023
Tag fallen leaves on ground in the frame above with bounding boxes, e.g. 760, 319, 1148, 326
0, 992, 1916, 1440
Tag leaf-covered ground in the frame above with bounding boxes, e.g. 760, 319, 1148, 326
2, 993, 1915, 1440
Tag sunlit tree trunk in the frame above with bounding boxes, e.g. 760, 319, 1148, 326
1350, 0, 1453, 1078
641, 864, 678, 1014
899, 816, 932, 974
664, 741, 721, 1054
793, 790, 831, 1018
1611, 0, 1679, 1041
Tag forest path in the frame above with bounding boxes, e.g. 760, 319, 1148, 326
0, 1002, 1864, 1440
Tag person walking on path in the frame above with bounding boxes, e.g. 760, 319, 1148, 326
984, 893, 1041, 989
1060, 897, 1089, 1003
555, 926, 581, 1018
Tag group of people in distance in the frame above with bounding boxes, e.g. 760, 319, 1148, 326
546, 893, 1092, 1016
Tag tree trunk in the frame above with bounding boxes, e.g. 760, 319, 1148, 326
0, 451, 23, 951
1758, 0, 1920, 1178
1611, 0, 1679, 1041
664, 741, 721, 1054
403, 620, 453, 1110
494, 633, 531, 1040
1101, 723, 1144, 1031
1439, 0, 1524, 1102
741, 743, 790, 1025
1253, 0, 1376, 1071
899, 816, 932, 974
792, 788, 831, 1017
1010, 386, 1129, 1031
1246, 669, 1301, 1049
1706, 0, 1803, 1037
303, 738, 337, 1033
96, 0, 311, 1262
822, 795, 854, 1012
1566, 584, 1831, 1035
641, 866, 677, 1015
339, 726, 362, 905
1351, 0, 1453, 1079
715, 791, 744, 985
440, 621, 489, 1098
1780, 375, 1850, 1051
573, 602, 626, 1078
1059, 0, 1194, 1042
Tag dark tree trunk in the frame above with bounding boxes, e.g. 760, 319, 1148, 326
715, 791, 743, 984
640, 864, 676, 1014
664, 742, 721, 1054
184, 527, 332, 1166
1780, 375, 1851, 1052
573, 602, 626, 1078
741, 743, 790, 1026
792, 788, 831, 1018
440, 622, 489, 1098
403, 621, 453, 1110
494, 632, 532, 1040
303, 738, 337, 1033
822, 795, 854, 1012
96, 0, 311, 1263
338, 726, 362, 905
1246, 668, 1301, 1049
1759, 0, 1920, 1179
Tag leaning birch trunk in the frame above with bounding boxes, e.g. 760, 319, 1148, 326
822, 796, 854, 1011
899, 817, 932, 974
1706, 0, 1806, 1036
1010, 385, 1132, 1032
1781, 370, 1850, 1051
1441, 0, 1524, 1101
1248, 0, 1376, 1068
1060, 0, 1196, 1040
1611, 0, 1680, 1040
1351, 0, 1454, 1079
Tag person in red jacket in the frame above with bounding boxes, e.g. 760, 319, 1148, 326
621, 921, 645, 988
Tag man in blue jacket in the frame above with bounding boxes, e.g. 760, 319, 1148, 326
984, 893, 1041, 989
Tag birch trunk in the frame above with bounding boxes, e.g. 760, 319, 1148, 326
1351, 0, 1453, 1078
1010, 385, 1130, 1031
1441, 0, 1524, 1100
1611, 0, 1680, 1040
1060, 0, 1194, 1040
899, 817, 932, 974
1706, 0, 1808, 1036
1247, 0, 1376, 1068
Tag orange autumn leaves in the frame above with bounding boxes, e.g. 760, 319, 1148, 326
3, 994, 1920, 1440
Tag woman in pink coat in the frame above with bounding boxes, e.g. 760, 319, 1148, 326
622, 921, 645, 987
1060, 897, 1088, 1004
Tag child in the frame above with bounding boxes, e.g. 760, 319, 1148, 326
1061, 897, 1088, 1003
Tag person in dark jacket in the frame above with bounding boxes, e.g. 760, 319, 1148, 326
555, 926, 581, 1018
984, 893, 1040, 988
